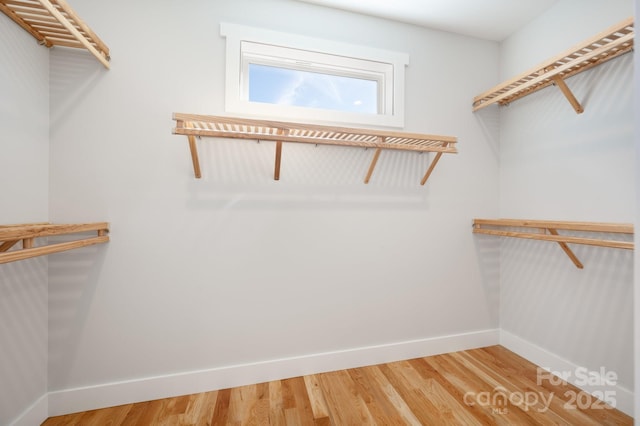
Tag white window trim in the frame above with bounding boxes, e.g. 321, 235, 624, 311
220, 23, 409, 128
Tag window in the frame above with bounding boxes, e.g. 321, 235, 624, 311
246, 56, 379, 115
221, 23, 409, 128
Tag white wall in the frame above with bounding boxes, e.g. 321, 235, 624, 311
495, 0, 634, 413
46, 0, 500, 411
0, 12, 50, 426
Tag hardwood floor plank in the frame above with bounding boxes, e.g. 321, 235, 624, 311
154, 394, 191, 424
390, 359, 482, 425
267, 379, 286, 425
210, 388, 231, 426
377, 361, 446, 424
41, 345, 633, 425
303, 374, 330, 421
425, 355, 518, 425
127, 399, 164, 425
119, 401, 156, 426
251, 382, 271, 426
78, 404, 132, 426
318, 369, 376, 425
360, 365, 423, 425
346, 367, 408, 425
183, 391, 218, 426
408, 357, 498, 425
228, 383, 258, 424
280, 377, 296, 411
288, 376, 316, 425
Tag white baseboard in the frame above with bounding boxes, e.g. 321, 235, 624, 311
48, 328, 499, 416
500, 329, 634, 417
10, 393, 48, 426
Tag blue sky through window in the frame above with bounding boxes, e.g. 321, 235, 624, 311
248, 64, 378, 114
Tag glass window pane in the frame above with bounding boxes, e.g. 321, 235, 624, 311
248, 64, 378, 114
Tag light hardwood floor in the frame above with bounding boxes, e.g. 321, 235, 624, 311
43, 345, 632, 425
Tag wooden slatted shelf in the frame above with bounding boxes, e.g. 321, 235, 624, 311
473, 218, 634, 269
0, 0, 110, 68
0, 222, 109, 264
473, 17, 634, 114
173, 113, 457, 185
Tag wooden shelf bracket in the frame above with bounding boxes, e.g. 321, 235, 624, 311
0, 0, 110, 69
473, 17, 634, 113
0, 222, 110, 264
473, 219, 634, 269
173, 113, 457, 185
550, 73, 584, 114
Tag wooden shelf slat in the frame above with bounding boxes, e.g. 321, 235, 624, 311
173, 113, 457, 185
0, 0, 110, 68
472, 218, 634, 269
0, 222, 110, 264
473, 17, 634, 112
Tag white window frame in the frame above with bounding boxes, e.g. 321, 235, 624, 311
220, 23, 409, 128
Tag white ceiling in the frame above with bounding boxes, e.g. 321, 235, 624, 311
295, 0, 559, 41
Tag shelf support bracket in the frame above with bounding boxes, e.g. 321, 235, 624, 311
548, 67, 584, 114
421, 142, 449, 185
274, 128, 288, 181
364, 142, 383, 184
274, 141, 282, 180
547, 228, 584, 268
187, 135, 201, 178
0, 240, 19, 252
184, 118, 202, 178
